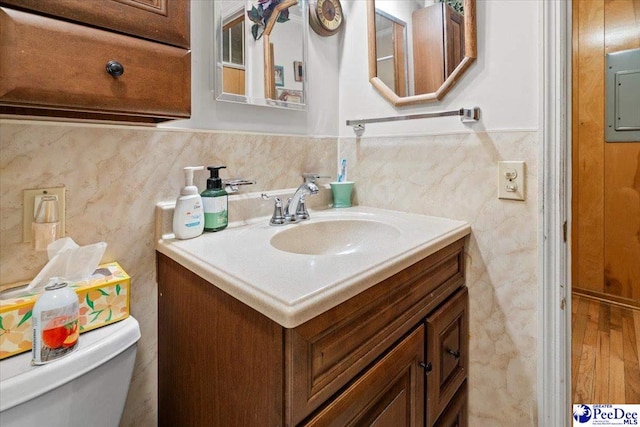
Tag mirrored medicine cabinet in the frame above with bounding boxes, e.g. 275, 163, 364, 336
367, 0, 477, 107
214, 0, 308, 110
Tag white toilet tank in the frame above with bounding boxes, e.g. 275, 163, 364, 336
0, 316, 140, 427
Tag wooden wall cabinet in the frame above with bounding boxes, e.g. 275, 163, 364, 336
158, 238, 469, 426
0, 0, 190, 123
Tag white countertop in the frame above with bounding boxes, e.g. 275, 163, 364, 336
156, 206, 470, 328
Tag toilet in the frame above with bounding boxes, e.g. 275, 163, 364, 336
0, 316, 140, 427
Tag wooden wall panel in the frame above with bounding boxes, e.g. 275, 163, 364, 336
603, 0, 640, 300
573, 0, 606, 290
573, 0, 640, 306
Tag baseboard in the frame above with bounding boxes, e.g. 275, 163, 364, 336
572, 288, 640, 311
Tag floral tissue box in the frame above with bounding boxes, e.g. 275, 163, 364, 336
0, 262, 130, 360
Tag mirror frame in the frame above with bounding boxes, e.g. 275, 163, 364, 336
367, 0, 477, 107
214, 0, 308, 110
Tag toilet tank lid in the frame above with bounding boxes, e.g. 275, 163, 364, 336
0, 316, 140, 412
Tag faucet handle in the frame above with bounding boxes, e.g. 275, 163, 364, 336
302, 173, 330, 183
269, 197, 286, 226
295, 195, 310, 220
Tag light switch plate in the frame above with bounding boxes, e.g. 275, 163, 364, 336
498, 161, 525, 201
23, 187, 66, 243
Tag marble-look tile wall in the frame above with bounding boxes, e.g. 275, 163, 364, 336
339, 131, 539, 426
0, 121, 337, 426
1, 122, 538, 426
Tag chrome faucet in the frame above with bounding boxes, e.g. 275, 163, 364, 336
264, 174, 326, 226
285, 174, 321, 222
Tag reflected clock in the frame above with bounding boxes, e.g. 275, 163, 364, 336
309, 0, 344, 37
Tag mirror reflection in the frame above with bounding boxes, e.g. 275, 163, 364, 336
215, 0, 307, 109
368, 0, 476, 107
375, 10, 409, 97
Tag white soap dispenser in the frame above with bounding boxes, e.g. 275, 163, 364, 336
173, 166, 205, 240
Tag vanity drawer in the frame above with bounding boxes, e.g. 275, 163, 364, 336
285, 238, 465, 426
0, 7, 190, 121
426, 286, 469, 427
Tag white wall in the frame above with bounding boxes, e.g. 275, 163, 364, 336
166, 0, 340, 136
338, 0, 540, 137
162, 0, 539, 137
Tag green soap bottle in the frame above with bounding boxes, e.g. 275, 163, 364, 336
201, 166, 228, 232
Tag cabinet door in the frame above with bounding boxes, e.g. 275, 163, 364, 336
426, 287, 468, 426
303, 325, 425, 427
0, 0, 189, 48
443, 6, 465, 77
434, 380, 467, 427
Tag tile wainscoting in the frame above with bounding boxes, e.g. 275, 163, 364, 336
339, 131, 539, 426
1, 122, 538, 426
0, 121, 336, 426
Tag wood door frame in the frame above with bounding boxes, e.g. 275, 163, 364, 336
539, 1, 572, 426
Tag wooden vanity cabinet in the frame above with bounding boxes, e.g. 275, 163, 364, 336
0, 0, 190, 123
158, 238, 469, 427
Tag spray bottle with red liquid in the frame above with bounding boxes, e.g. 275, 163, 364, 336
32, 280, 79, 365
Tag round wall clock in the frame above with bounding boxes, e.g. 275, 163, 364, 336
309, 0, 344, 37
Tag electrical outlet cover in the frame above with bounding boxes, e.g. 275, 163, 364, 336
498, 161, 525, 201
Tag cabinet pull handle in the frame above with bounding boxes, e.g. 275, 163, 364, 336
446, 349, 461, 359
419, 361, 432, 374
106, 60, 124, 77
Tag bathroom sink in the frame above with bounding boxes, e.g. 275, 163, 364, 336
270, 219, 401, 255
156, 205, 471, 327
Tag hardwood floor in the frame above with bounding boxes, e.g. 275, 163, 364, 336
572, 293, 640, 404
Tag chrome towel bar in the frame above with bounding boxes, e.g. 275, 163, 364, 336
346, 107, 480, 136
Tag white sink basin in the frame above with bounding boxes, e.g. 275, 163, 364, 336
156, 206, 470, 327
270, 219, 401, 255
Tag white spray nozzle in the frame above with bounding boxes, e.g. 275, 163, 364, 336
183, 166, 204, 186
181, 166, 204, 196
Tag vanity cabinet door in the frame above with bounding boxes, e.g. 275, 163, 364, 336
0, 0, 189, 48
302, 325, 425, 427
425, 287, 469, 427
434, 381, 467, 427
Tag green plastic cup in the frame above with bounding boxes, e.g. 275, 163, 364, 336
330, 182, 354, 208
